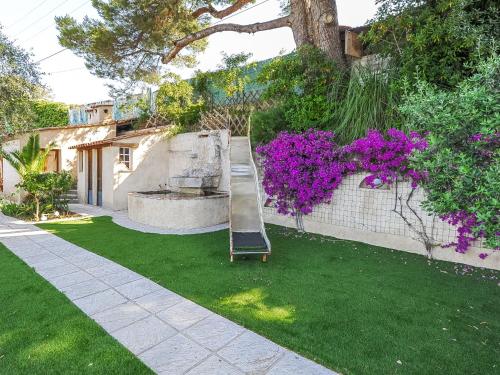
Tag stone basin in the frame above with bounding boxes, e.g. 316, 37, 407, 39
128, 190, 229, 230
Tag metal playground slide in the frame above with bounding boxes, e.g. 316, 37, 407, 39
229, 135, 271, 262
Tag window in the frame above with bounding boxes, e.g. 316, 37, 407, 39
104, 109, 108, 114
119, 147, 131, 169
78, 150, 83, 172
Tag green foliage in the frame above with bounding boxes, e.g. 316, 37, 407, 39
31, 100, 69, 128
0, 27, 44, 137
253, 46, 400, 144
363, 0, 499, 87
192, 52, 260, 104
402, 56, 500, 249
258, 45, 343, 132
250, 106, 289, 145
18, 171, 73, 220
334, 65, 400, 144
155, 74, 204, 129
211, 52, 256, 97
0, 134, 53, 177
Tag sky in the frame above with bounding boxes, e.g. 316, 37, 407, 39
0, 0, 378, 105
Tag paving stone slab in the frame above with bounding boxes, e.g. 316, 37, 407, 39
68, 253, 111, 269
22, 251, 59, 265
113, 315, 177, 355
268, 351, 336, 375
134, 289, 184, 313
92, 302, 150, 333
185, 314, 245, 351
73, 289, 127, 316
61, 278, 110, 300
50, 244, 87, 257
217, 331, 284, 373
86, 263, 127, 278
9, 245, 46, 259
37, 263, 80, 279
185, 355, 245, 375
115, 278, 162, 300
48, 270, 95, 289
157, 300, 212, 331
100, 269, 143, 287
31, 257, 68, 271
139, 333, 210, 375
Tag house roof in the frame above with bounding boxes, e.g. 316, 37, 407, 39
33, 118, 134, 132
68, 126, 169, 149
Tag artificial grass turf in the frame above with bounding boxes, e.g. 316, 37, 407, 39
39, 216, 500, 375
0, 244, 152, 375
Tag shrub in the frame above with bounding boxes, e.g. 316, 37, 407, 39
250, 107, 288, 145
156, 74, 205, 130
32, 100, 69, 128
363, 0, 499, 88
334, 66, 401, 144
257, 46, 344, 132
402, 56, 500, 252
18, 171, 73, 220
256, 129, 355, 230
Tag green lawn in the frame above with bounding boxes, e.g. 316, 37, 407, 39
0, 243, 152, 375
39, 216, 500, 375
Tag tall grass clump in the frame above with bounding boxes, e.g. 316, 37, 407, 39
333, 65, 400, 144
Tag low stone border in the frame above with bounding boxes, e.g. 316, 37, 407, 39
69, 204, 229, 235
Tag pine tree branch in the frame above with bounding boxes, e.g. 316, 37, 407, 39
192, 0, 254, 19
162, 16, 291, 64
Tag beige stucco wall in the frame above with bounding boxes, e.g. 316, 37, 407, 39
76, 129, 230, 211
262, 173, 500, 271
1, 140, 22, 202
110, 133, 170, 210
1, 124, 116, 201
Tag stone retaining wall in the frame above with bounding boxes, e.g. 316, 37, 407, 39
261, 173, 499, 270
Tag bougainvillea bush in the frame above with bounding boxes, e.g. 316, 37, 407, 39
344, 128, 428, 188
402, 56, 500, 254
256, 129, 354, 219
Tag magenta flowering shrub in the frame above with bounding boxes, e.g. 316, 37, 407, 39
440, 211, 482, 254
343, 128, 428, 188
258, 127, 494, 258
256, 129, 354, 216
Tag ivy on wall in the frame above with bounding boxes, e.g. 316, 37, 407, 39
32, 100, 69, 128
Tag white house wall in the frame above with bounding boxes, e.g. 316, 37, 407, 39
110, 133, 170, 210
2, 124, 116, 201
1, 140, 22, 201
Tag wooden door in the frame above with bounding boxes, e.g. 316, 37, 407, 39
0, 157, 3, 192
87, 150, 93, 204
97, 148, 102, 206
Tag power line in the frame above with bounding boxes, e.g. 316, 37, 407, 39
35, 48, 68, 63
212, 0, 272, 25
22, 0, 90, 44
7, 0, 51, 28
12, 0, 73, 38
47, 66, 86, 74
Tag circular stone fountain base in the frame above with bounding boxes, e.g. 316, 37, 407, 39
128, 191, 229, 230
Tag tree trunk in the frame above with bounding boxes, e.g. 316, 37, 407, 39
290, 0, 345, 67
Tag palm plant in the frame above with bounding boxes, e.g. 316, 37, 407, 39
0, 133, 53, 177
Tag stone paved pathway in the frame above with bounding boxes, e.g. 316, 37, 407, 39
69, 204, 229, 235
0, 212, 336, 375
